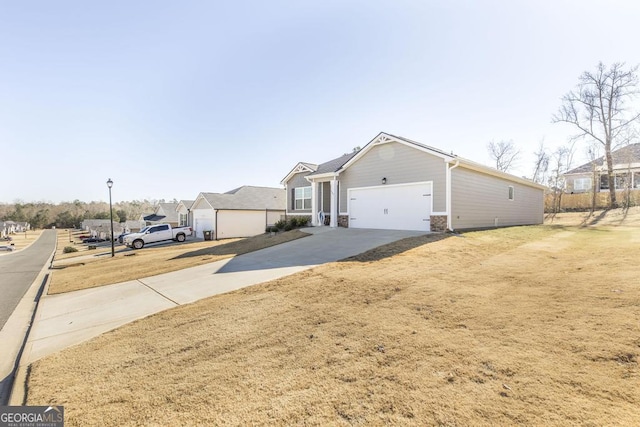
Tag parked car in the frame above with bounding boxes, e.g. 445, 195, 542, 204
123, 224, 193, 249
0, 245, 14, 252
117, 233, 130, 244
82, 237, 105, 243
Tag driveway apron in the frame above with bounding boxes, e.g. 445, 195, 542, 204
24, 228, 425, 363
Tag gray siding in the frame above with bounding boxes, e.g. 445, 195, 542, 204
339, 142, 447, 212
285, 172, 312, 213
451, 167, 543, 230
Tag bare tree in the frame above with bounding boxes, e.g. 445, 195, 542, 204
531, 140, 550, 184
587, 144, 601, 212
553, 62, 640, 208
487, 140, 520, 172
548, 144, 576, 213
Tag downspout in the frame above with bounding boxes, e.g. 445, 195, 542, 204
214, 209, 218, 240
446, 159, 460, 231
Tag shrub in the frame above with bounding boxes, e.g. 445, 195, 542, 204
283, 223, 294, 231
297, 216, 311, 227
274, 219, 287, 230
63, 246, 78, 253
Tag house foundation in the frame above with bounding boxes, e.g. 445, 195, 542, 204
430, 215, 448, 232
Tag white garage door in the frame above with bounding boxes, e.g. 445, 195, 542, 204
193, 214, 213, 239
348, 182, 432, 231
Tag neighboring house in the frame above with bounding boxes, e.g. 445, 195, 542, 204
16, 222, 30, 232
176, 200, 195, 228
281, 132, 546, 232
143, 202, 180, 227
563, 143, 640, 193
190, 186, 286, 239
1, 221, 17, 237
123, 219, 145, 233
80, 219, 125, 240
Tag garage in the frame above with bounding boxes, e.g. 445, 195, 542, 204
348, 182, 432, 231
193, 217, 213, 239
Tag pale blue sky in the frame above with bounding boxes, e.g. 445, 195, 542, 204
2, 0, 639, 203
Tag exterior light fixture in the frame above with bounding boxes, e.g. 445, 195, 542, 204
107, 178, 115, 257
382, 177, 387, 185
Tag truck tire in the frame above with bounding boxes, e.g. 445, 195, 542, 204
176, 233, 186, 242
132, 239, 144, 250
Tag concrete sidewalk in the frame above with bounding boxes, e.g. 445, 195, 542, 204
22, 227, 425, 364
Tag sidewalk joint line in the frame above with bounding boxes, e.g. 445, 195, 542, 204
136, 280, 180, 306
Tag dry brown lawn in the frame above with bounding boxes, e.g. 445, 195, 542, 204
26, 210, 640, 426
48, 230, 308, 294
1, 229, 42, 251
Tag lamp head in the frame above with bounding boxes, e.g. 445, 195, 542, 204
107, 178, 113, 189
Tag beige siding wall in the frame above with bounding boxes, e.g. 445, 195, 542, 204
285, 172, 312, 214
451, 167, 544, 229
267, 210, 284, 225
339, 142, 447, 212
217, 210, 266, 239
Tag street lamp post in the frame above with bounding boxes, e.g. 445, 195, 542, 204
107, 178, 115, 257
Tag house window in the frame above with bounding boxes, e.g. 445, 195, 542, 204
295, 187, 312, 210
508, 186, 515, 201
179, 213, 187, 226
615, 173, 629, 190
574, 178, 592, 191
599, 174, 610, 190
634, 172, 640, 189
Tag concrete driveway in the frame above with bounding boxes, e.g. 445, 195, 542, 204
22, 227, 425, 364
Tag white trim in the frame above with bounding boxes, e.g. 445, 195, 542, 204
310, 183, 318, 226
508, 185, 515, 201
330, 179, 338, 227
431, 211, 447, 215
306, 172, 338, 181
280, 162, 318, 185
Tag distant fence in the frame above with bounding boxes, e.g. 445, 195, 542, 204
545, 189, 640, 212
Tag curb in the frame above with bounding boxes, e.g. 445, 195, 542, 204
0, 233, 56, 405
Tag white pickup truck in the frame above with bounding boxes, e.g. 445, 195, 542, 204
123, 224, 193, 249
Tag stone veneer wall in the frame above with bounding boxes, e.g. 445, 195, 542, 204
338, 215, 349, 228
430, 215, 448, 232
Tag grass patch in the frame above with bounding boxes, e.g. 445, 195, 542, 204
25, 211, 640, 425
48, 230, 308, 294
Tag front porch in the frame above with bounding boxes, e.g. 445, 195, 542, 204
307, 177, 339, 228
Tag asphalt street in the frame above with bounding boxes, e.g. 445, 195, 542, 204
0, 230, 56, 330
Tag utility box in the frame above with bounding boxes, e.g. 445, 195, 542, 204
203, 230, 213, 241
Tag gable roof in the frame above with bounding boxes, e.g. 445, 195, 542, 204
307, 152, 359, 178
176, 200, 195, 211
565, 143, 640, 174
280, 162, 319, 185
197, 186, 285, 211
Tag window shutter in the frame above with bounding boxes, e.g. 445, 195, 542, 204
291, 188, 295, 210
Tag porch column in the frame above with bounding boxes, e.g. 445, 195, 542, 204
330, 178, 338, 228
311, 180, 319, 226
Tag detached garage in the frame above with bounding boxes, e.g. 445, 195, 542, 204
282, 132, 545, 232
190, 186, 285, 240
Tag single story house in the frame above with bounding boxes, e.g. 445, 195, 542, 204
176, 200, 195, 228
281, 132, 546, 232
143, 202, 180, 227
190, 186, 286, 239
563, 143, 640, 193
